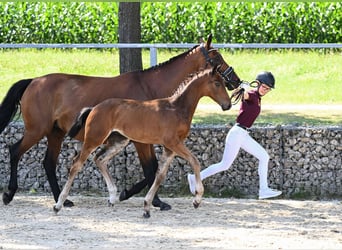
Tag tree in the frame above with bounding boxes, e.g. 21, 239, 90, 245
118, 2, 142, 74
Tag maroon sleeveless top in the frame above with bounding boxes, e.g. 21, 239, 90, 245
236, 89, 261, 128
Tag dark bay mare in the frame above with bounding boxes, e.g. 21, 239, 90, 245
0, 34, 241, 210
53, 66, 231, 218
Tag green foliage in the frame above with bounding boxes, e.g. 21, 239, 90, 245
0, 2, 340, 43
0, 2, 119, 43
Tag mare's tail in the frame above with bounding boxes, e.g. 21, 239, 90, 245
67, 107, 93, 138
0, 79, 33, 133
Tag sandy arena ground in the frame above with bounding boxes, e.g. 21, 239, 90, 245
0, 193, 342, 249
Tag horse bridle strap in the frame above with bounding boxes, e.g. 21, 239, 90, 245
199, 45, 238, 87
200, 45, 214, 66
221, 66, 236, 82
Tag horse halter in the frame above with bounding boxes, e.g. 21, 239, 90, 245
200, 46, 241, 90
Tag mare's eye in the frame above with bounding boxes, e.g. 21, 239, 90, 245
215, 81, 221, 87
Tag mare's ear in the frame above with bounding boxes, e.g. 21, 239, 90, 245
199, 37, 205, 43
206, 34, 213, 49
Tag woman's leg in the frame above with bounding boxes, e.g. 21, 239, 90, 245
200, 126, 245, 180
240, 134, 282, 199
187, 127, 246, 194
240, 134, 269, 190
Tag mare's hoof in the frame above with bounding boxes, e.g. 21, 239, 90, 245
63, 199, 74, 207
2, 192, 12, 205
154, 201, 172, 211
143, 211, 151, 219
53, 205, 60, 214
193, 200, 200, 209
119, 190, 127, 201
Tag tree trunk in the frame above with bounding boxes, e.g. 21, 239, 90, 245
118, 2, 142, 74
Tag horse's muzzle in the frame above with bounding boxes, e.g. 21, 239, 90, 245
221, 103, 232, 111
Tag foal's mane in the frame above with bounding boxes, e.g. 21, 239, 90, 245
170, 68, 210, 98
141, 45, 200, 73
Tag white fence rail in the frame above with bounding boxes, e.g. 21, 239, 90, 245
1, 43, 341, 66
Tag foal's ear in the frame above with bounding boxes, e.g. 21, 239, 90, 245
211, 64, 219, 76
206, 34, 213, 49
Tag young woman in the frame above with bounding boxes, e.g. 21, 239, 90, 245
188, 71, 282, 199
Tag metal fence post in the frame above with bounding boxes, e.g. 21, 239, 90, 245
150, 47, 157, 66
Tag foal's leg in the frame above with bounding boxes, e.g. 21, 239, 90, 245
143, 148, 175, 218
121, 142, 172, 211
172, 144, 204, 208
45, 129, 74, 207
53, 148, 92, 213
94, 135, 130, 206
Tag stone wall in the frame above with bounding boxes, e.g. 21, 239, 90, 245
0, 123, 341, 199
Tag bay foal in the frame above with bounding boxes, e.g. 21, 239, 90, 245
53, 65, 231, 218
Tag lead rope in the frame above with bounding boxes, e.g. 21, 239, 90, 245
231, 80, 258, 105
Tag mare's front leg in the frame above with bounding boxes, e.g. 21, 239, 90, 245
120, 142, 172, 211
45, 130, 74, 207
94, 136, 130, 206
143, 148, 175, 218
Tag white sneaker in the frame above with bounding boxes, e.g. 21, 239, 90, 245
259, 188, 282, 199
187, 174, 196, 195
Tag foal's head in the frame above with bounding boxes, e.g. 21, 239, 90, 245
205, 66, 232, 111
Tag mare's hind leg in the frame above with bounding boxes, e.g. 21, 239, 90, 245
45, 129, 74, 207
94, 134, 130, 206
120, 142, 172, 211
143, 148, 175, 218
3, 139, 23, 205
3, 132, 44, 205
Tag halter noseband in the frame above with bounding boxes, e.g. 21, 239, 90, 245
200, 45, 240, 90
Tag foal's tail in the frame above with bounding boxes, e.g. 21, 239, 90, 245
0, 79, 33, 133
67, 107, 93, 138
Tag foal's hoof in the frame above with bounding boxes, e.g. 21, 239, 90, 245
119, 190, 128, 201
2, 192, 12, 205
63, 199, 74, 207
153, 201, 172, 211
193, 200, 200, 209
143, 211, 151, 219
107, 200, 115, 207
53, 205, 60, 214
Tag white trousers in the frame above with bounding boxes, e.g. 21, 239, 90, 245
200, 125, 269, 190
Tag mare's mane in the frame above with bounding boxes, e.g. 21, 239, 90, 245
141, 45, 200, 73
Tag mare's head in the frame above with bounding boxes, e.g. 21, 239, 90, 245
204, 65, 232, 111
201, 34, 241, 91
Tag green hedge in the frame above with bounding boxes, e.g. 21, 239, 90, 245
0, 2, 340, 44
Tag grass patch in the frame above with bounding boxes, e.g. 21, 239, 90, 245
289, 189, 315, 200
205, 187, 246, 199
1, 49, 341, 126
193, 104, 342, 126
